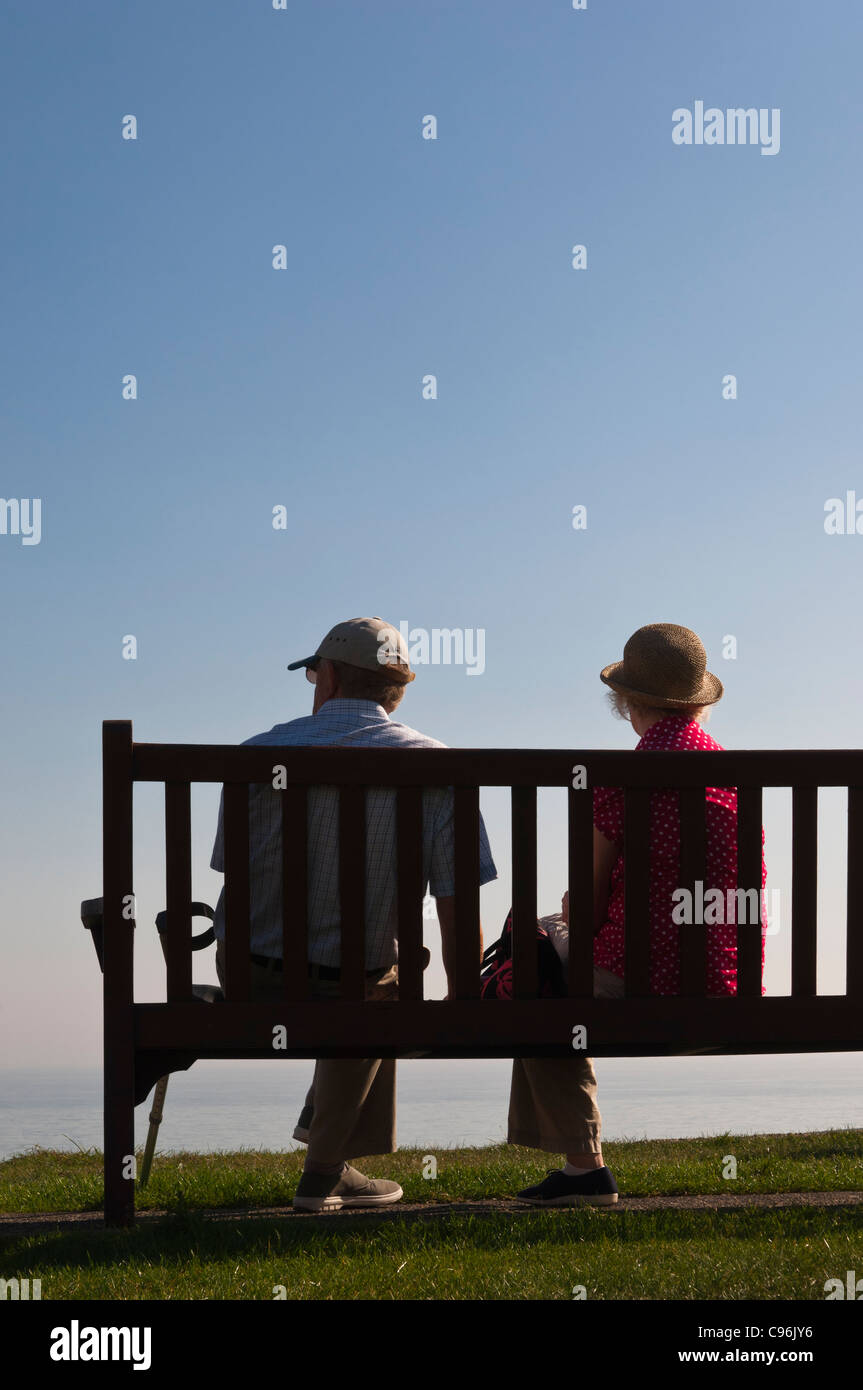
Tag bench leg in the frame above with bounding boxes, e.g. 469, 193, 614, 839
102, 720, 137, 1226
104, 1040, 136, 1227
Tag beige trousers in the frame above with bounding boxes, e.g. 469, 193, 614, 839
215, 941, 399, 1164
507, 966, 624, 1155
215, 942, 622, 1162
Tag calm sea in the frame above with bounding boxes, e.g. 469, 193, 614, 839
1, 1056, 862, 1160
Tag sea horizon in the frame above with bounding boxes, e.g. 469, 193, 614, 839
2, 1055, 861, 1163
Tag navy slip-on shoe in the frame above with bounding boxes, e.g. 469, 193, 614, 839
516, 1166, 619, 1207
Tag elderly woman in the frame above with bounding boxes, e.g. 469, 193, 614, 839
511, 623, 767, 1207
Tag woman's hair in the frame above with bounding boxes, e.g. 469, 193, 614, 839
606, 689, 709, 724
329, 659, 407, 712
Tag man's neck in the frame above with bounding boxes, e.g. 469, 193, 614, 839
315, 696, 390, 716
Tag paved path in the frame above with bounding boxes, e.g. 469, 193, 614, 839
2, 1190, 862, 1235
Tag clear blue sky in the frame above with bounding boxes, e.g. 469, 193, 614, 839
2, 0, 862, 1067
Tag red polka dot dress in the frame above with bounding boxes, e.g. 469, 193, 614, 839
592, 716, 767, 996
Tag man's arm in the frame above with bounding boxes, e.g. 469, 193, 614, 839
434, 895, 483, 998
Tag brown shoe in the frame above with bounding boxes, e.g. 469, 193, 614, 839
293, 1163, 404, 1212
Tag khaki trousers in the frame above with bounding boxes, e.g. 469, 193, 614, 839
215, 941, 399, 1165
507, 966, 624, 1155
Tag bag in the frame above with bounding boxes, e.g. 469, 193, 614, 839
479, 909, 567, 999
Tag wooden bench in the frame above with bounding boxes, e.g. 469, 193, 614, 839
89, 721, 863, 1225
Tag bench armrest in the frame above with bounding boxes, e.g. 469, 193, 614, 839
155, 903, 216, 953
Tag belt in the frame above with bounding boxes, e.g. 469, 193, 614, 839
250, 953, 386, 981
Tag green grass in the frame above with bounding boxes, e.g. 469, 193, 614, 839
2, 1207, 862, 1300
1, 1129, 861, 1214
1, 1133, 861, 1300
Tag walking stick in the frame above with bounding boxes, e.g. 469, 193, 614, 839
138, 1075, 169, 1189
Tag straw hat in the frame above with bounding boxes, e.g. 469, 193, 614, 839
600, 623, 723, 708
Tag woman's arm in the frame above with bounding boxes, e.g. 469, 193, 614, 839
592, 826, 618, 936
561, 827, 619, 937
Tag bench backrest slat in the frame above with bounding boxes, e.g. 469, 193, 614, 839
791, 786, 818, 996
223, 783, 251, 1001
624, 787, 652, 996
396, 787, 424, 1001
454, 786, 480, 998
847, 787, 863, 999
567, 786, 595, 997
338, 786, 366, 999
511, 786, 538, 998
131, 743, 863, 785
164, 781, 193, 1000
736, 786, 763, 997
679, 786, 707, 996
281, 785, 309, 999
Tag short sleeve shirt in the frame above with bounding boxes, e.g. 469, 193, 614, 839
210, 699, 497, 969
592, 716, 767, 996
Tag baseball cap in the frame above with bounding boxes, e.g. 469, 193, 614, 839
287, 616, 415, 683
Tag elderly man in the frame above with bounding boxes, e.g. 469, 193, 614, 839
210, 616, 497, 1211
